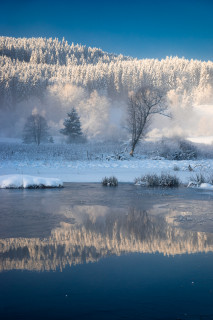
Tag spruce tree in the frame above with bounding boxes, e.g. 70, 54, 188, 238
60, 108, 84, 143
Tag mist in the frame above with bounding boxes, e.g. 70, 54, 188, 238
1, 83, 213, 142
1, 37, 213, 142
149, 88, 213, 141
0, 84, 128, 141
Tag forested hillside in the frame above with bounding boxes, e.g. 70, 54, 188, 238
0, 36, 213, 138
1, 36, 213, 107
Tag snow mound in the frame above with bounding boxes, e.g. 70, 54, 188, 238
187, 182, 213, 190
199, 183, 213, 190
0, 175, 63, 189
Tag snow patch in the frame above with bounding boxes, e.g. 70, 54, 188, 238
187, 182, 213, 190
0, 175, 63, 189
199, 183, 213, 190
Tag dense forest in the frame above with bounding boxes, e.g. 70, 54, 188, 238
0, 36, 213, 138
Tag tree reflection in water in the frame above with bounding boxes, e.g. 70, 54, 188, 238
1, 207, 213, 272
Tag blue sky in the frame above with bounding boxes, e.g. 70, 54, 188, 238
0, 0, 213, 60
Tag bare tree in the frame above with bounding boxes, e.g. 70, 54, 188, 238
23, 113, 50, 146
127, 86, 169, 156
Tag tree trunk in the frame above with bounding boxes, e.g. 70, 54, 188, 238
130, 141, 137, 156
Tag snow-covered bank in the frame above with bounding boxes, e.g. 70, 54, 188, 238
1, 140, 213, 184
0, 159, 213, 184
0, 175, 63, 189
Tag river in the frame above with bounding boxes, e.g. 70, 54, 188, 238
1, 184, 213, 319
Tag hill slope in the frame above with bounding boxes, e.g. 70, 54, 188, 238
1, 36, 213, 107
0, 36, 213, 138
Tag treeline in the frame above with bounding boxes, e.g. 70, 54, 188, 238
0, 36, 213, 110
0, 36, 128, 65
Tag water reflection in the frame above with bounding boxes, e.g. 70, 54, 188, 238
1, 207, 213, 272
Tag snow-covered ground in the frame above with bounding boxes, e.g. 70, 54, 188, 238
1, 156, 213, 184
0, 140, 213, 184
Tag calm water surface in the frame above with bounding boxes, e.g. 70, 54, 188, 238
1, 183, 213, 319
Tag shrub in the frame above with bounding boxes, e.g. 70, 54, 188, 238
159, 138, 197, 160
189, 172, 213, 186
174, 140, 197, 160
102, 176, 118, 186
173, 165, 180, 171
135, 173, 180, 187
188, 164, 193, 171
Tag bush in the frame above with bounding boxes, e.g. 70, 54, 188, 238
173, 165, 180, 171
189, 172, 213, 186
159, 138, 197, 160
191, 173, 206, 185
174, 140, 197, 160
102, 176, 118, 186
135, 173, 180, 187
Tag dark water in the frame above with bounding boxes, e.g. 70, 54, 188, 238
1, 183, 213, 319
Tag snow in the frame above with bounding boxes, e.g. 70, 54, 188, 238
0, 175, 63, 189
0, 141, 213, 184
199, 183, 213, 190
187, 182, 213, 190
0, 158, 212, 184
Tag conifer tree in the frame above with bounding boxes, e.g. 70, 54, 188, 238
60, 107, 84, 143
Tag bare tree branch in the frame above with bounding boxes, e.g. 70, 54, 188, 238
127, 86, 170, 156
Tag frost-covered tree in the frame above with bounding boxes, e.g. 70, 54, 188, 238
1, 36, 213, 112
127, 86, 169, 156
23, 113, 50, 145
60, 108, 84, 143
1, 35, 213, 141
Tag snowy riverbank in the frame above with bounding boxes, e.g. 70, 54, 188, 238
1, 158, 213, 184
0, 140, 213, 184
